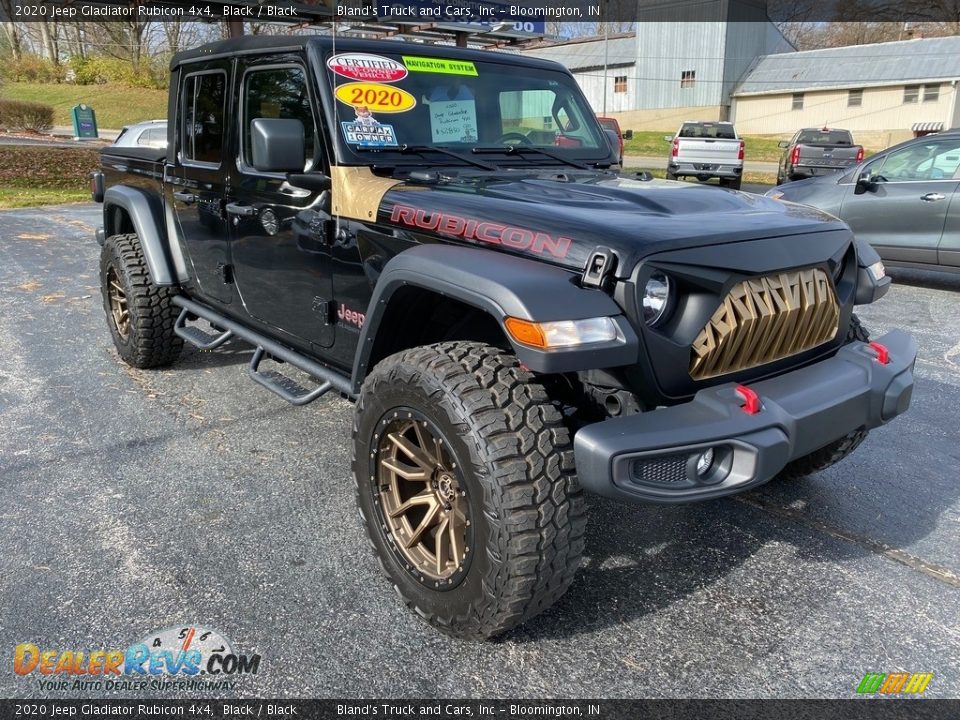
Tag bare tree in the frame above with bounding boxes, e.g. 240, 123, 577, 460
0, 0, 23, 60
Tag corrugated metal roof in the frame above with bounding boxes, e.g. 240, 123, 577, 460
734, 35, 960, 96
521, 34, 637, 72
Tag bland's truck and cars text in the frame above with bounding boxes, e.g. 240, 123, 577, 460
92, 36, 916, 639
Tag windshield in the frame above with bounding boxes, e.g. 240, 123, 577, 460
797, 129, 853, 145
322, 50, 608, 166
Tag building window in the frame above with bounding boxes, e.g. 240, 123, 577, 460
680, 70, 695, 89
848, 89, 863, 107
903, 85, 920, 103
792, 93, 804, 111
923, 84, 940, 102
613, 75, 627, 93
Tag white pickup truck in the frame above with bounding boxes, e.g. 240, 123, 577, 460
665, 121, 744, 189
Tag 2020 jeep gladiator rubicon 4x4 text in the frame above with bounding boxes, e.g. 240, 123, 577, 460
93, 36, 916, 639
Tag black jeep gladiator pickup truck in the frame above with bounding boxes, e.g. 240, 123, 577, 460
92, 36, 916, 639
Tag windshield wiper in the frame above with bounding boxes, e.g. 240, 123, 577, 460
356, 144, 497, 171
472, 145, 591, 170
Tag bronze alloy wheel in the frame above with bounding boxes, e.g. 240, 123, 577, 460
374, 409, 472, 587
106, 265, 130, 339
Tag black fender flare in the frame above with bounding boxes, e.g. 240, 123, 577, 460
351, 244, 639, 392
103, 185, 176, 286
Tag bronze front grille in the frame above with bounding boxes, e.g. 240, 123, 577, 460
690, 268, 840, 381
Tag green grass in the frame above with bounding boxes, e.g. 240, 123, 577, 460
0, 187, 89, 208
624, 131, 785, 162
2, 82, 167, 129
625, 130, 886, 163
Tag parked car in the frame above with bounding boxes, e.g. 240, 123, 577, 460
92, 35, 914, 640
665, 121, 744, 189
777, 127, 864, 184
768, 130, 960, 272
112, 120, 167, 149
597, 117, 623, 164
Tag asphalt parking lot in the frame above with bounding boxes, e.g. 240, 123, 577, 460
1, 203, 959, 699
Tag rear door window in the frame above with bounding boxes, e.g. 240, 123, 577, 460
181, 72, 226, 166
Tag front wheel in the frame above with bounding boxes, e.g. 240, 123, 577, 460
776, 315, 871, 481
352, 342, 586, 639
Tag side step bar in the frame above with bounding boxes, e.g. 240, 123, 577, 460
174, 307, 234, 349
172, 296, 356, 404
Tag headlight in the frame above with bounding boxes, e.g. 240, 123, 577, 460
504, 316, 620, 349
866, 260, 886, 282
765, 189, 785, 200
642, 271, 672, 326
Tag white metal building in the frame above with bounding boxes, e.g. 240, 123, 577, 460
522, 0, 791, 128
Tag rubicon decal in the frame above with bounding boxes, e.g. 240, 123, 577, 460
389, 205, 572, 259
327, 53, 407, 82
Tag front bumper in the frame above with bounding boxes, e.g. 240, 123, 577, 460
573, 331, 917, 504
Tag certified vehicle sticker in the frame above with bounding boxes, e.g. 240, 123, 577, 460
402, 56, 478, 76
327, 53, 407, 82
335, 82, 416, 113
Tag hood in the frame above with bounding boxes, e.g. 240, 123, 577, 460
377, 172, 850, 274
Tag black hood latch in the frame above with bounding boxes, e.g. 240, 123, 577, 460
582, 246, 619, 289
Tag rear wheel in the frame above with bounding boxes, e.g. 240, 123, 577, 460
665, 171, 678, 181
99, 233, 182, 369
776, 315, 871, 481
352, 342, 586, 639
721, 177, 743, 190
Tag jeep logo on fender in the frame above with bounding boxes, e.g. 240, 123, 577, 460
389, 205, 572, 259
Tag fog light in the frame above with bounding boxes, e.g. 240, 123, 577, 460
695, 448, 714, 476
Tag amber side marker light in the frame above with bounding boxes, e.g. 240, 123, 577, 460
503, 317, 620, 349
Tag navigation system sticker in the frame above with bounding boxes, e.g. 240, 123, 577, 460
402, 56, 478, 76
327, 53, 408, 82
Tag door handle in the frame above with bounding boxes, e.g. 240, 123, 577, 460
173, 191, 197, 204
921, 192, 946, 202
225, 202, 257, 217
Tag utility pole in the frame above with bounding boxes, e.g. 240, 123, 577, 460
602, 7, 609, 115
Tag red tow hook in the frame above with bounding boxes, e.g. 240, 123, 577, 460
735, 384, 761, 415
868, 341, 890, 365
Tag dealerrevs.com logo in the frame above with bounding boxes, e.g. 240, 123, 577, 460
14, 626, 261, 692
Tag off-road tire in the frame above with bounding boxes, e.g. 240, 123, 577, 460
352, 342, 586, 640
776, 314, 870, 481
99, 233, 183, 369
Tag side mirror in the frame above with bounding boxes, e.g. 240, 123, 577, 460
663, 135, 674, 142
250, 117, 304, 173
623, 129, 633, 140
287, 172, 332, 193
778, 141, 790, 149
854, 170, 877, 194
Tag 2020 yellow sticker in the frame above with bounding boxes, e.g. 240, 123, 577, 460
335, 82, 416, 113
